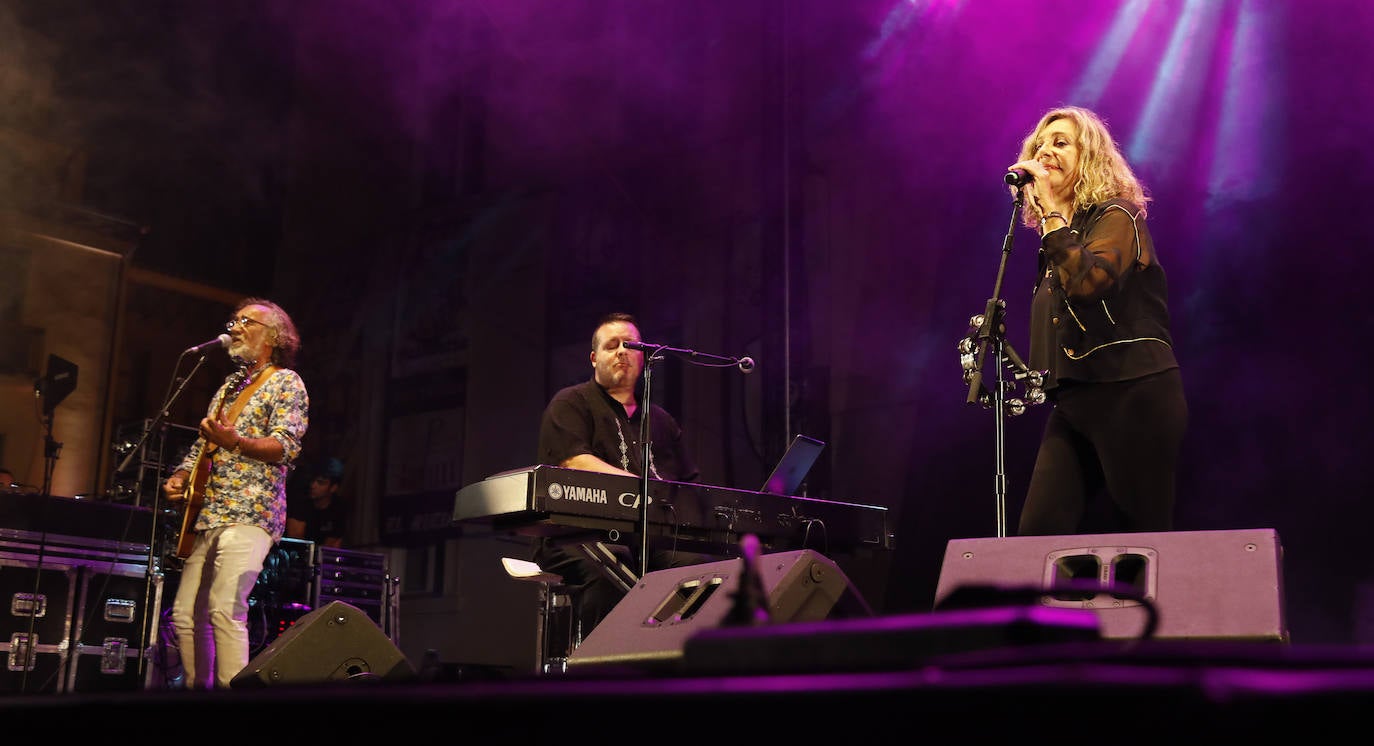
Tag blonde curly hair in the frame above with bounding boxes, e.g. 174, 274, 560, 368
1016, 106, 1150, 229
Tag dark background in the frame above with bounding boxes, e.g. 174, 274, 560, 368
2, 0, 1371, 653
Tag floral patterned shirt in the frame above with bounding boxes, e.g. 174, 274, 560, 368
177, 366, 309, 542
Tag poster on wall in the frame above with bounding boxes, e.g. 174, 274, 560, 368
389, 233, 470, 378
380, 404, 465, 545
382, 228, 471, 544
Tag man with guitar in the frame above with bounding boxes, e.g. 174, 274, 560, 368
162, 298, 309, 689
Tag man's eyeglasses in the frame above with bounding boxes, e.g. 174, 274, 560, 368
226, 316, 268, 331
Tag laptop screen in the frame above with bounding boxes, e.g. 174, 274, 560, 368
760, 435, 825, 495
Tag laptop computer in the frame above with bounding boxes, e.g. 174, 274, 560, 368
759, 434, 825, 495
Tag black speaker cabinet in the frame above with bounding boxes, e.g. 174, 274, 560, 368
934, 528, 1287, 642
565, 549, 854, 672
230, 601, 415, 688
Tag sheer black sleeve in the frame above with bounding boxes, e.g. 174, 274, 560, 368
1042, 201, 1151, 301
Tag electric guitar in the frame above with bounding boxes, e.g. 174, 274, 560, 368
172, 368, 254, 560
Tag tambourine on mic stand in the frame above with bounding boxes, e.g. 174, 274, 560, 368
957, 177, 1048, 538
623, 340, 755, 577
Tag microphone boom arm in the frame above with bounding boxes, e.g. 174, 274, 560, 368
625, 342, 751, 371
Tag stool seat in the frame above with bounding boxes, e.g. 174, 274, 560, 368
502, 556, 564, 585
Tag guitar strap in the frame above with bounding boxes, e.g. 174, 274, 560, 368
223, 365, 276, 435
204, 365, 277, 457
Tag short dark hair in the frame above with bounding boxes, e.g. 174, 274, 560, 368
312, 457, 345, 485
591, 312, 637, 350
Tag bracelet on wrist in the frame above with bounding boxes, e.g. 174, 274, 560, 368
1040, 211, 1068, 228
231, 435, 242, 454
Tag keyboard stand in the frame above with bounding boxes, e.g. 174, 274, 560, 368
575, 541, 640, 593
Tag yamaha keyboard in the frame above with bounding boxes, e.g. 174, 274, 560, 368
453, 465, 893, 553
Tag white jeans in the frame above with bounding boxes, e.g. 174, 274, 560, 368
170, 524, 273, 689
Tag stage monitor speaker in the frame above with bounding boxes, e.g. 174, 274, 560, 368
565, 549, 863, 672
933, 528, 1287, 642
230, 601, 415, 688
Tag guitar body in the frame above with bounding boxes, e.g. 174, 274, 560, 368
174, 447, 214, 560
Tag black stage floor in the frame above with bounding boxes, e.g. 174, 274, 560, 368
7, 608, 1374, 741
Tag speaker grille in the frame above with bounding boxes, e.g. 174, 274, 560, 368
934, 529, 1288, 642
565, 549, 854, 672
230, 601, 415, 688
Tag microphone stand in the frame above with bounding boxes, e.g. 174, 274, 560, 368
115, 354, 211, 478
38, 411, 62, 499
116, 349, 216, 683
637, 350, 660, 579
24, 383, 69, 690
633, 343, 754, 577
25, 397, 67, 690
960, 187, 1046, 538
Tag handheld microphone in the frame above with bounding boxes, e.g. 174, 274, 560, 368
185, 334, 231, 354
737, 356, 756, 373
1005, 169, 1033, 187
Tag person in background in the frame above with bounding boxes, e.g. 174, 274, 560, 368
162, 298, 309, 689
286, 456, 348, 548
533, 312, 706, 638
1007, 106, 1188, 537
